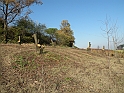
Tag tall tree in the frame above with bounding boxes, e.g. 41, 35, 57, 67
10, 18, 35, 43
0, 0, 42, 43
16, 18, 35, 34
16, 18, 49, 44
61, 20, 73, 35
56, 20, 75, 46
101, 17, 112, 52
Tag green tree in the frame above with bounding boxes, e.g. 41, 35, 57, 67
56, 20, 75, 46
16, 18, 35, 33
16, 18, 50, 44
7, 26, 22, 43
0, 0, 42, 43
45, 28, 58, 39
34, 23, 47, 44
15, 18, 36, 43
61, 20, 73, 35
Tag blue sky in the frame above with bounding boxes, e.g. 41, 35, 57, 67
29, 0, 124, 49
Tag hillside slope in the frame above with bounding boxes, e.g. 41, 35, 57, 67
0, 44, 124, 93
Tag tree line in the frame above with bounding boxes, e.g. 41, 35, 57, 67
0, 17, 75, 46
0, 0, 75, 47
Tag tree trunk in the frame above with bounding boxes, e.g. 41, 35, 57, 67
4, 22, 8, 44
4, 3, 9, 44
107, 36, 110, 56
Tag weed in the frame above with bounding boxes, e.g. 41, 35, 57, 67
15, 56, 28, 68
65, 77, 73, 82
44, 52, 62, 62
13, 55, 37, 70
28, 59, 37, 70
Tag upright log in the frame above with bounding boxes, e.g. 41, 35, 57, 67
33, 34, 44, 54
102, 46, 105, 50
18, 36, 21, 45
33, 34, 38, 53
51, 39, 56, 47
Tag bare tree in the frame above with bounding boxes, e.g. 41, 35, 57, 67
110, 21, 124, 58
0, 0, 42, 43
101, 16, 113, 56
111, 22, 124, 50
101, 16, 124, 52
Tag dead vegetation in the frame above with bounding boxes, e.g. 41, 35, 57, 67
0, 44, 124, 93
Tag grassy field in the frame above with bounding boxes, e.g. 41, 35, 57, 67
0, 44, 124, 93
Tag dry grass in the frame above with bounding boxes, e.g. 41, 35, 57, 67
0, 44, 124, 93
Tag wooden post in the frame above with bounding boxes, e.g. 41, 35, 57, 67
102, 46, 106, 55
33, 34, 38, 44
102, 46, 105, 50
51, 39, 56, 47
33, 34, 44, 54
18, 35, 21, 45
33, 34, 38, 53
51, 39, 54, 46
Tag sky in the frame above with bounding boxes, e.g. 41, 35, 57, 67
29, 0, 124, 49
